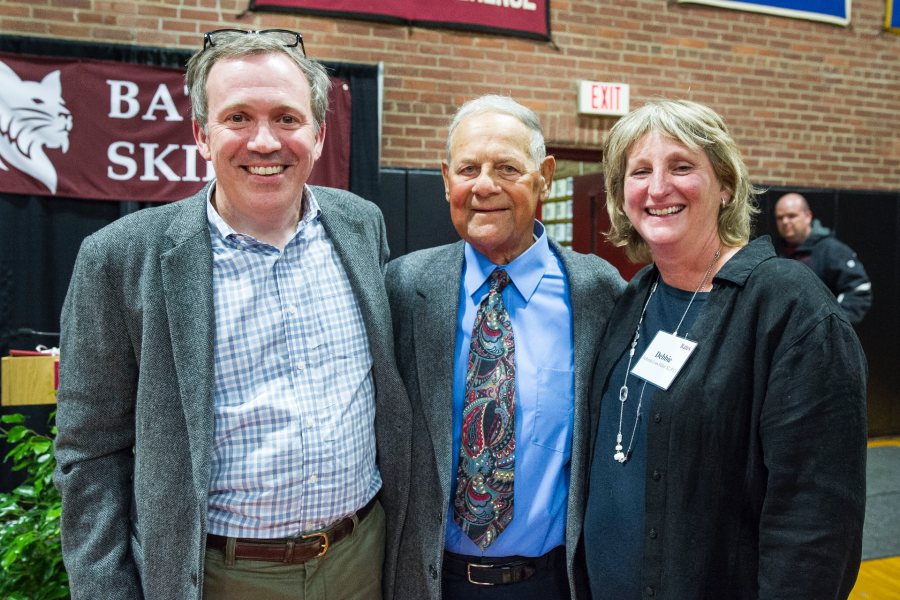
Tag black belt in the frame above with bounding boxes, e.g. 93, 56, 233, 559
443, 546, 565, 586
206, 496, 376, 563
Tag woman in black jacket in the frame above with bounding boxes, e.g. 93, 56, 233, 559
583, 99, 867, 600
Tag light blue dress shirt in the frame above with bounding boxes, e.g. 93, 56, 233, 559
445, 222, 575, 557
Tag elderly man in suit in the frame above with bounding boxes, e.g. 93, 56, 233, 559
386, 95, 624, 600
54, 30, 409, 600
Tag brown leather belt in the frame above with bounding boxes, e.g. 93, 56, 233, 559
206, 497, 377, 564
443, 546, 565, 586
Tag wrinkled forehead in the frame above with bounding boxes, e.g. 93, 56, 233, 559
449, 113, 535, 162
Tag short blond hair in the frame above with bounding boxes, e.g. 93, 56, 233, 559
603, 99, 761, 263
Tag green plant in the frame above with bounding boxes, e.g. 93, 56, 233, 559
0, 412, 69, 600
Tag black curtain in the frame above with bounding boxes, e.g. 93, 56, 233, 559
328, 62, 381, 202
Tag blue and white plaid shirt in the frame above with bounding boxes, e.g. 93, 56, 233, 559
205, 184, 380, 538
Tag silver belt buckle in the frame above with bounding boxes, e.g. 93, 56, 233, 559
466, 562, 496, 586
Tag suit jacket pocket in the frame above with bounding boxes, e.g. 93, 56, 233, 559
130, 530, 144, 575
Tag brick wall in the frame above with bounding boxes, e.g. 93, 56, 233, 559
2, 0, 898, 189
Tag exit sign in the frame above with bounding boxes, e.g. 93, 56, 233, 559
577, 81, 630, 116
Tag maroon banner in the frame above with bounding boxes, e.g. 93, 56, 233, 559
0, 52, 349, 202
251, 0, 550, 40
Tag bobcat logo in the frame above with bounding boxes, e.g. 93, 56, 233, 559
0, 60, 73, 194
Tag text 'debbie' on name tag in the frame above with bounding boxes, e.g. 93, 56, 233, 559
630, 331, 697, 390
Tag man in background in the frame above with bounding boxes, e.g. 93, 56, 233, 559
54, 29, 408, 600
386, 95, 624, 599
774, 192, 872, 323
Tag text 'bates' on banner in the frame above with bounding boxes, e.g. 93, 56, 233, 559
0, 52, 349, 202
250, 0, 550, 40
677, 0, 850, 26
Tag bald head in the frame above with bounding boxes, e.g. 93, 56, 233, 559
775, 193, 813, 245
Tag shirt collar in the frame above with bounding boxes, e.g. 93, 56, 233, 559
463, 220, 550, 303
712, 236, 777, 287
205, 180, 321, 244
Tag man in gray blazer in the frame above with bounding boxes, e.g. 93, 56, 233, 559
54, 30, 409, 600
385, 95, 624, 600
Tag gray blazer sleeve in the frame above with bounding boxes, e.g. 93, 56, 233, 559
54, 231, 142, 600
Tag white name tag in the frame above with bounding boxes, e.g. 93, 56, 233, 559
630, 331, 697, 390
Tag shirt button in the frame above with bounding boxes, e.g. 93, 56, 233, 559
652, 469, 661, 481
296, 361, 305, 371
287, 305, 298, 315
429, 564, 438, 579
653, 413, 662, 423
648, 528, 658, 539
645, 586, 656, 596
308, 474, 318, 484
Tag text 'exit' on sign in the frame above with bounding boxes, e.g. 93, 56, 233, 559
577, 81, 630, 116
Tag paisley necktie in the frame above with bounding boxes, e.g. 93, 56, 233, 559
453, 269, 516, 550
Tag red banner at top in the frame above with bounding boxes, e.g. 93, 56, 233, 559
251, 0, 550, 40
0, 52, 349, 202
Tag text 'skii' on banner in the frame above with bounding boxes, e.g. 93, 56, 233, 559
0, 52, 349, 202
677, 0, 850, 26
250, 0, 551, 40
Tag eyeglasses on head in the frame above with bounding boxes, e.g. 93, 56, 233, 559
202, 29, 306, 56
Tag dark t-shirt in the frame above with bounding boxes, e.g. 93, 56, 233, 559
584, 279, 708, 600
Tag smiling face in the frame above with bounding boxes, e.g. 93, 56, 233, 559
623, 130, 727, 260
193, 52, 325, 234
442, 111, 554, 265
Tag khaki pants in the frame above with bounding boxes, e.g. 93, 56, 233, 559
203, 501, 385, 600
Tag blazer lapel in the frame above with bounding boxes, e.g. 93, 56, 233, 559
161, 192, 216, 502
554, 243, 603, 543
315, 190, 393, 358
555, 242, 599, 413
415, 243, 464, 498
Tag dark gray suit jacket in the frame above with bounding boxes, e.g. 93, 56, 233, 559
384, 239, 624, 599
54, 184, 410, 600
